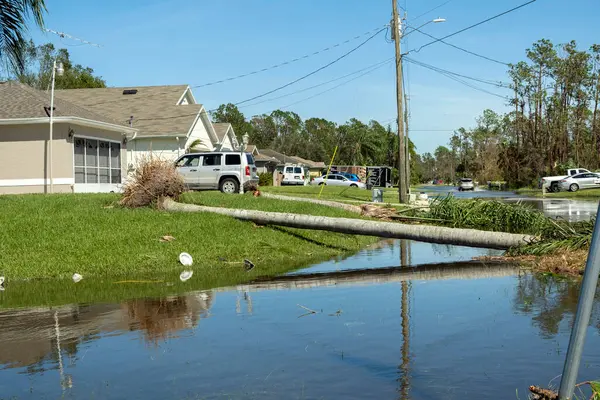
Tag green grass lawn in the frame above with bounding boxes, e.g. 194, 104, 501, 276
0, 193, 377, 285
515, 187, 600, 198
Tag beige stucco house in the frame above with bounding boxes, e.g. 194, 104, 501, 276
56, 85, 239, 168
0, 81, 136, 194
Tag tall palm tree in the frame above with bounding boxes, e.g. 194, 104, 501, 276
0, 0, 46, 73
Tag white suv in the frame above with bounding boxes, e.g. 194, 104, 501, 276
457, 178, 474, 191
174, 151, 259, 193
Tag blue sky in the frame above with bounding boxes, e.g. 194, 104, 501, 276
29, 0, 599, 154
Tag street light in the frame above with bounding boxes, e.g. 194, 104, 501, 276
239, 133, 249, 194
49, 60, 64, 194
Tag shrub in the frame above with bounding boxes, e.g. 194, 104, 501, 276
120, 156, 185, 208
259, 172, 273, 186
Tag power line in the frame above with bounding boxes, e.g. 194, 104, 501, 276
410, 0, 453, 22
232, 27, 387, 107
240, 58, 394, 109
279, 59, 393, 110
407, 58, 509, 99
194, 24, 388, 88
405, 0, 536, 55
409, 26, 509, 65
404, 57, 510, 87
44, 28, 102, 47
133, 57, 392, 123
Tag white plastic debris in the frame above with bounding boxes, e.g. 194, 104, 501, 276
72, 273, 83, 283
179, 252, 193, 267
179, 270, 193, 282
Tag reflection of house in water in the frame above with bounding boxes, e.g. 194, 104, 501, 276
0, 291, 214, 372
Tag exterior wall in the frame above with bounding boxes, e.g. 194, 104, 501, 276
219, 135, 235, 151
128, 137, 183, 166
185, 115, 213, 152
0, 122, 127, 195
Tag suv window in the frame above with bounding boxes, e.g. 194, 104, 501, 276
203, 154, 221, 166
176, 155, 200, 167
294, 167, 302, 174
285, 167, 294, 173
246, 153, 255, 165
225, 154, 241, 165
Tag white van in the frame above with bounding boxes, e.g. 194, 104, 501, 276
174, 151, 259, 193
281, 164, 307, 186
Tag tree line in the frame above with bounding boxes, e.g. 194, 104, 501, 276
213, 103, 420, 183
417, 39, 600, 187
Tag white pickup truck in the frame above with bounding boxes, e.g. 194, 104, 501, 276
540, 168, 591, 192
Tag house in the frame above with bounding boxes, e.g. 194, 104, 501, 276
55, 85, 239, 168
259, 149, 326, 177
0, 81, 136, 194
212, 122, 239, 151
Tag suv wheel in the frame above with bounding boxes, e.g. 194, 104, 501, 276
220, 178, 239, 194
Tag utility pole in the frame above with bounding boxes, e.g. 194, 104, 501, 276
392, 0, 408, 204
404, 92, 410, 196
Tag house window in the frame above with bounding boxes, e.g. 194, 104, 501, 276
74, 138, 121, 184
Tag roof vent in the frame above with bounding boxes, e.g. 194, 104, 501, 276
122, 89, 138, 95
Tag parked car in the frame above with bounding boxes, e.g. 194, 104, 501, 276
174, 151, 259, 194
457, 178, 474, 191
281, 164, 306, 186
310, 174, 366, 189
559, 172, 600, 192
540, 168, 591, 192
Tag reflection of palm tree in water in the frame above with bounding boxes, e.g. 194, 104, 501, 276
124, 292, 214, 345
514, 274, 600, 338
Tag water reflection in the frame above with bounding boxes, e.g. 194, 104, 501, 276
2, 263, 600, 398
0, 291, 214, 373
513, 274, 600, 339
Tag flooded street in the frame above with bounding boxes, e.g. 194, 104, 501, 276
1, 239, 600, 399
419, 185, 599, 222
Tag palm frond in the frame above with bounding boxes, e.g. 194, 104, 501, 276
0, 0, 46, 73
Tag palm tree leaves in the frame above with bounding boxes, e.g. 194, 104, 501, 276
0, 0, 46, 73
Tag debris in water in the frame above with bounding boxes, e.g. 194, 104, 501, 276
180, 270, 193, 282
159, 235, 176, 242
72, 273, 83, 283
297, 304, 317, 314
528, 385, 557, 400
329, 309, 343, 317
179, 252, 193, 266
244, 259, 255, 272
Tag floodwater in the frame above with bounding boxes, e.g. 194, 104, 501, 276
1, 239, 600, 399
419, 184, 599, 222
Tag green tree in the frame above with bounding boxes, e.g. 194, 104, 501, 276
0, 0, 46, 72
17, 41, 106, 89
212, 103, 253, 142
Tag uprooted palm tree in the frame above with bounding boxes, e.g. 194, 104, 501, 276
0, 0, 47, 73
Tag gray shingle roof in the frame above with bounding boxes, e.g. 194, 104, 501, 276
259, 149, 325, 168
0, 81, 123, 126
213, 122, 231, 141
55, 85, 201, 137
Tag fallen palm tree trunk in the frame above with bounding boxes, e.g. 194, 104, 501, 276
162, 198, 537, 250
259, 192, 362, 213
